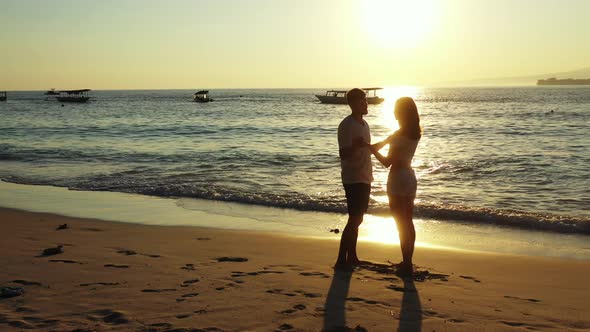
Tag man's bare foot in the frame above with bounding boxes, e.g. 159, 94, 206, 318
334, 262, 354, 272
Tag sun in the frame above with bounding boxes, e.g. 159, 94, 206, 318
360, 0, 438, 48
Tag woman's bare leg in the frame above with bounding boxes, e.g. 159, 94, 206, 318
391, 195, 416, 269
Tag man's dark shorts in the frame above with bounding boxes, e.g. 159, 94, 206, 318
344, 183, 371, 216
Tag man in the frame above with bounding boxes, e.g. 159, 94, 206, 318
335, 88, 372, 270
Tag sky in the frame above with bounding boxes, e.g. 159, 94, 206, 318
1, 0, 589, 90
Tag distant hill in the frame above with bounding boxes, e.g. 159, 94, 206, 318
438, 67, 590, 87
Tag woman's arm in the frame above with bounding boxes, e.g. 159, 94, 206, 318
369, 144, 392, 168
371, 135, 393, 152
368, 134, 395, 167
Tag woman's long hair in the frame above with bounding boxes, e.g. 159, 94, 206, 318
394, 97, 422, 139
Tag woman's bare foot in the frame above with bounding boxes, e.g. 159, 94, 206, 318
394, 261, 414, 277
347, 257, 362, 266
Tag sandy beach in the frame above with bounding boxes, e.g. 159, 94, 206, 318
1, 207, 588, 332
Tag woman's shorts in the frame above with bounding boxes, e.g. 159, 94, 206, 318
387, 168, 417, 198
343, 183, 371, 216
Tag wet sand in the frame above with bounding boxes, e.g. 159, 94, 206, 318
0, 207, 589, 331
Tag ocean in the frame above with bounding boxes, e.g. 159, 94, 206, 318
1, 87, 589, 237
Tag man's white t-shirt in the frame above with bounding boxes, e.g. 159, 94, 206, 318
337, 115, 373, 185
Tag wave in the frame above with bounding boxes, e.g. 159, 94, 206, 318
1, 177, 588, 235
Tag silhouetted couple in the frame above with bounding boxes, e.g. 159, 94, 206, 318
336, 88, 421, 275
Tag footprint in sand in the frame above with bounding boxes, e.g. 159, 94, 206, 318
280, 304, 306, 315
180, 278, 200, 287
216, 257, 248, 262
181, 263, 196, 271
347, 297, 388, 306
267, 289, 321, 298
277, 323, 294, 330
504, 295, 541, 303
15, 307, 39, 314
116, 249, 161, 258
268, 264, 303, 269
295, 290, 321, 298
232, 270, 284, 278
141, 288, 177, 293
81, 227, 103, 232
90, 309, 129, 325
386, 285, 406, 292
149, 322, 173, 329
116, 249, 137, 256
22, 316, 60, 328
79, 282, 120, 287
143, 254, 161, 258
50, 259, 83, 264
460, 275, 481, 283
12, 280, 42, 286
299, 271, 330, 279
104, 264, 129, 269
5, 320, 36, 329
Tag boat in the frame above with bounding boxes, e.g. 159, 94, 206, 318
44, 88, 59, 95
315, 87, 384, 104
0, 91, 6, 101
44, 88, 60, 101
537, 78, 590, 85
56, 89, 91, 103
193, 90, 213, 102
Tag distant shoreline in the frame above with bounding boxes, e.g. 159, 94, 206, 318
537, 78, 590, 85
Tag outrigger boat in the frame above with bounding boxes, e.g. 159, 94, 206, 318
57, 89, 91, 103
315, 87, 384, 104
44, 88, 60, 101
0, 91, 6, 101
193, 90, 213, 103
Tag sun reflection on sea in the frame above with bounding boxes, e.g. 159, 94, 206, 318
359, 214, 400, 244
359, 216, 441, 250
376, 86, 422, 131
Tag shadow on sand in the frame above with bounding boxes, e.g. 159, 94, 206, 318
322, 261, 435, 331
322, 269, 353, 331
396, 278, 422, 332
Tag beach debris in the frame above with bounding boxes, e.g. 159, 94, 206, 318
217, 257, 248, 262
56, 223, 68, 230
329, 228, 340, 234
0, 286, 25, 298
41, 245, 64, 256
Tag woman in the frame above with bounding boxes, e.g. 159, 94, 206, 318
369, 97, 422, 275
